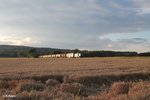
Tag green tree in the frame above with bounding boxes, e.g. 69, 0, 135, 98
28, 48, 38, 58
73, 49, 80, 53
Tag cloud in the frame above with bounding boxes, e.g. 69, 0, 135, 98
0, 0, 150, 52
1, 0, 150, 35
117, 38, 147, 44
133, 0, 150, 8
132, 0, 150, 15
105, 38, 150, 52
0, 36, 39, 46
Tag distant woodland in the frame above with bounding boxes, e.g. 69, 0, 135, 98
0, 45, 150, 57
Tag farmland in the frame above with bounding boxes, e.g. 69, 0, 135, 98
0, 57, 150, 100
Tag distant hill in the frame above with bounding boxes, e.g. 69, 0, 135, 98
0, 45, 149, 57
0, 45, 69, 57
0, 45, 32, 52
0, 45, 65, 52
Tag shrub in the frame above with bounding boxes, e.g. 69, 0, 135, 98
0, 80, 9, 89
108, 82, 129, 97
60, 83, 87, 96
16, 83, 44, 92
45, 79, 59, 87
8, 80, 19, 89
128, 81, 150, 100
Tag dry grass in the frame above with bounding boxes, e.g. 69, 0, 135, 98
0, 57, 149, 76
60, 83, 88, 96
108, 82, 130, 97
16, 82, 44, 92
0, 57, 149, 100
45, 79, 60, 87
128, 81, 150, 100
88, 81, 150, 100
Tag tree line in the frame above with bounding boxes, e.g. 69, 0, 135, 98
0, 48, 150, 58
0, 48, 39, 58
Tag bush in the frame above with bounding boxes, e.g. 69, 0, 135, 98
16, 83, 44, 92
45, 79, 60, 87
0, 80, 9, 89
128, 81, 150, 100
108, 82, 129, 97
60, 83, 87, 96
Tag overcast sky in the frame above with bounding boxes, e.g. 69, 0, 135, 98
0, 0, 150, 52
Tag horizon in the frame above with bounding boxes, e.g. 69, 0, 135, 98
0, 0, 150, 52
0, 44, 149, 53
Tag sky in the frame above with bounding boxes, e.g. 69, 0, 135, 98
0, 0, 150, 52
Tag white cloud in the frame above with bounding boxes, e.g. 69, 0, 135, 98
0, 0, 150, 52
136, 8, 150, 15
0, 36, 39, 46
133, 0, 150, 15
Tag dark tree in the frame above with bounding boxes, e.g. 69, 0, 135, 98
28, 48, 38, 58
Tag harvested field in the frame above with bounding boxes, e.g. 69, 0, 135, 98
0, 57, 150, 100
0, 57, 150, 76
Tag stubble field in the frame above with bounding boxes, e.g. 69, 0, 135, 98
0, 57, 150, 100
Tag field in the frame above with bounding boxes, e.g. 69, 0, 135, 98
0, 57, 150, 100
